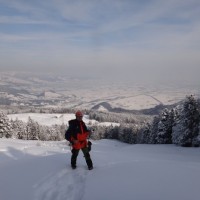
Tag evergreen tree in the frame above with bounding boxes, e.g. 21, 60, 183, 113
51, 125, 63, 141
26, 117, 39, 140
156, 108, 175, 144
11, 118, 27, 139
193, 123, 200, 147
38, 125, 48, 141
46, 126, 60, 141
105, 125, 119, 140
148, 116, 160, 144
137, 123, 151, 144
89, 125, 106, 140
172, 95, 200, 146
0, 111, 12, 138
118, 124, 138, 144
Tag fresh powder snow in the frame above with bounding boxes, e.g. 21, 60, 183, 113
0, 138, 200, 200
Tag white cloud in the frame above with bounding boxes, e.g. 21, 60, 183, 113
0, 0, 200, 84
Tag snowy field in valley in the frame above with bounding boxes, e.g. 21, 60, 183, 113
7, 113, 119, 127
0, 139, 200, 200
1, 72, 199, 111
56, 85, 196, 110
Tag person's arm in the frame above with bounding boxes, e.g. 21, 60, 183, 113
65, 121, 73, 142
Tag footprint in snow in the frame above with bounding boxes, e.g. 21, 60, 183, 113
33, 168, 87, 200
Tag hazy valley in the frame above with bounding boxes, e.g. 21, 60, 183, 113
0, 72, 199, 114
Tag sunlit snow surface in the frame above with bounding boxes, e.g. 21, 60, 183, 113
0, 139, 200, 200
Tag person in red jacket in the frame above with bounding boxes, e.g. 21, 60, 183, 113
65, 111, 93, 170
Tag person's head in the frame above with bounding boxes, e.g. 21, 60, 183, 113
75, 110, 83, 121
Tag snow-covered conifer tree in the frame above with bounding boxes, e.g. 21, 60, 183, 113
172, 95, 200, 146
137, 123, 151, 144
51, 125, 62, 141
38, 125, 48, 141
118, 124, 137, 144
11, 118, 27, 139
105, 125, 119, 139
148, 116, 160, 144
156, 108, 175, 144
0, 111, 12, 138
26, 117, 39, 140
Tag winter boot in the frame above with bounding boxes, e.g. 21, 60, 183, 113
88, 166, 93, 170
71, 165, 77, 169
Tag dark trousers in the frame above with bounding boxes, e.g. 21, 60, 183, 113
71, 147, 93, 168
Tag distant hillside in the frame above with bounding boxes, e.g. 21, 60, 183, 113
92, 101, 178, 115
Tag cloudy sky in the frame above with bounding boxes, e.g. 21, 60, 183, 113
0, 0, 200, 84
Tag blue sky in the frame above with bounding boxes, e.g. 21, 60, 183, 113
0, 0, 200, 84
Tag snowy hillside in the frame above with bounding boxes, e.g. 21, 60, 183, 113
0, 139, 200, 200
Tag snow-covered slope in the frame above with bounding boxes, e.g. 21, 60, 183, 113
0, 139, 200, 200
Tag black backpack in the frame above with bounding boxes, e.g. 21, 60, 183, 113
65, 129, 71, 141
65, 120, 75, 142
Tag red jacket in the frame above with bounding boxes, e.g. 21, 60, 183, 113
66, 119, 90, 149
